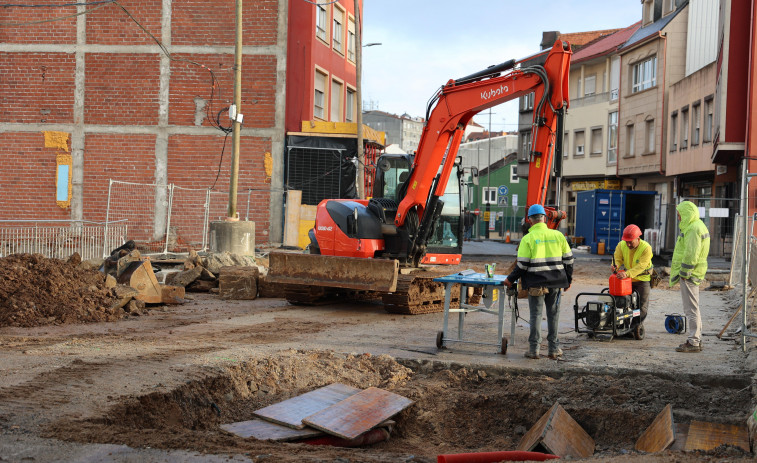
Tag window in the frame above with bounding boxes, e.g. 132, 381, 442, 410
574, 130, 585, 156
314, 70, 327, 119
563, 131, 569, 158
521, 92, 534, 111
510, 164, 519, 183
681, 107, 689, 149
345, 87, 355, 122
625, 123, 635, 157
316, 2, 328, 42
645, 119, 655, 154
610, 56, 620, 100
482, 187, 497, 204
590, 127, 602, 155
608, 111, 618, 164
643, 0, 654, 24
347, 17, 356, 62
704, 97, 713, 142
521, 130, 532, 154
665, 0, 675, 14
670, 112, 678, 151
632, 56, 657, 93
332, 6, 344, 54
330, 79, 343, 121
584, 75, 596, 96
692, 102, 701, 146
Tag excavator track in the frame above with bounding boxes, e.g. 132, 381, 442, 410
382, 273, 460, 315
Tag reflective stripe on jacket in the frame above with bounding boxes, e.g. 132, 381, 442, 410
670, 201, 710, 286
614, 239, 653, 282
506, 222, 573, 289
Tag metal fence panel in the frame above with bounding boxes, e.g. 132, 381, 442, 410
0, 221, 127, 260
106, 180, 170, 253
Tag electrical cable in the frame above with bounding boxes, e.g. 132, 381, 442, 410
299, 0, 341, 5
209, 131, 231, 191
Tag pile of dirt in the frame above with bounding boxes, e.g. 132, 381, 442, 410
0, 253, 120, 328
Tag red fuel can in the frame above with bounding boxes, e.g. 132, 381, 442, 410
609, 273, 632, 296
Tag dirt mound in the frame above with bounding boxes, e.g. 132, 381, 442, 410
0, 253, 119, 328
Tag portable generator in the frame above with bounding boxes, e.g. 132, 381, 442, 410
573, 287, 644, 341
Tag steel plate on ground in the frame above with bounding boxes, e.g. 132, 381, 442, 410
253, 383, 361, 429
267, 252, 399, 292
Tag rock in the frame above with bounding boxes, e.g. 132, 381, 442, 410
67, 252, 82, 266
165, 266, 203, 287
79, 258, 104, 272
257, 275, 281, 298
125, 299, 145, 314
218, 266, 258, 300
186, 279, 218, 292
203, 252, 256, 274
105, 275, 117, 289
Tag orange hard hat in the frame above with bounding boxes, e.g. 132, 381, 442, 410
622, 224, 642, 241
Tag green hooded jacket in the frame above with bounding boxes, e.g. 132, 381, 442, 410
670, 201, 710, 286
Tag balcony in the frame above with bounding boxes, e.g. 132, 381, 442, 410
570, 91, 612, 109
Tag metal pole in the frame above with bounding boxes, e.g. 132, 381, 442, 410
741, 158, 749, 351
103, 179, 113, 258
486, 109, 492, 239
354, 0, 364, 198
227, 0, 243, 219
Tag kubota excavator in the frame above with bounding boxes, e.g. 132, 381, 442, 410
268, 40, 572, 313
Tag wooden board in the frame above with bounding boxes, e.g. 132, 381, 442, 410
684, 420, 750, 451
253, 383, 361, 429
220, 418, 324, 441
302, 387, 413, 440
516, 402, 595, 458
669, 423, 690, 451
635, 404, 675, 453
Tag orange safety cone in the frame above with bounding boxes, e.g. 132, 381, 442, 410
505, 231, 511, 243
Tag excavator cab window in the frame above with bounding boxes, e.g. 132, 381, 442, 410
426, 169, 462, 251
374, 154, 411, 203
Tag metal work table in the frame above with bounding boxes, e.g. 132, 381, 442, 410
433, 270, 517, 355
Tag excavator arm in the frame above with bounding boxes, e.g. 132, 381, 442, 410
395, 40, 572, 263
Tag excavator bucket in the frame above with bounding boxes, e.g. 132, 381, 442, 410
116, 260, 185, 304
267, 252, 399, 292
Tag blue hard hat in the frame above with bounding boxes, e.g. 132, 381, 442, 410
528, 204, 546, 217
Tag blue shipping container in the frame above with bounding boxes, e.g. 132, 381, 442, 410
575, 189, 658, 254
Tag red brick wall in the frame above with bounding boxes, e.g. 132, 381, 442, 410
172, 0, 279, 47
0, 133, 71, 221
85, 54, 160, 125
0, 6, 76, 44
0, 53, 76, 124
87, 0, 162, 45
168, 54, 276, 128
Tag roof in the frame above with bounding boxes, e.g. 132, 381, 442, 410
559, 29, 623, 48
621, 1, 688, 51
572, 21, 642, 64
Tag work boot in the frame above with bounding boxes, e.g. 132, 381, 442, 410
524, 351, 540, 359
548, 348, 563, 359
675, 341, 702, 353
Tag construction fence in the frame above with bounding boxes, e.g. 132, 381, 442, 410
105, 180, 276, 254
0, 220, 128, 261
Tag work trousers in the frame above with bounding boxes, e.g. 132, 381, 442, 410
631, 280, 651, 323
680, 278, 702, 346
527, 288, 561, 354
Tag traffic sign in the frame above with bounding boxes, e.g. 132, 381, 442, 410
473, 208, 480, 216
498, 196, 508, 207
498, 185, 509, 196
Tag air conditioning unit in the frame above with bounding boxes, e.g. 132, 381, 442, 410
576, 145, 584, 155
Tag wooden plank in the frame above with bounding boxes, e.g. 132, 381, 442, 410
669, 422, 690, 451
221, 418, 324, 441
253, 383, 361, 430
684, 420, 750, 451
635, 404, 675, 453
302, 387, 413, 440
516, 402, 595, 459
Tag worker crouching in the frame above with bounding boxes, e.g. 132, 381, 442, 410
612, 224, 653, 329
504, 204, 573, 360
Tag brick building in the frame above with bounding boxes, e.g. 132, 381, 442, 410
1, 1, 288, 249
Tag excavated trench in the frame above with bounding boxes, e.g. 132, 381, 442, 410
46, 351, 754, 462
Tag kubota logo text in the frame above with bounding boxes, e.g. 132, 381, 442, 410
317, 226, 333, 231
481, 84, 510, 100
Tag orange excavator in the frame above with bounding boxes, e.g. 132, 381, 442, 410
268, 40, 572, 313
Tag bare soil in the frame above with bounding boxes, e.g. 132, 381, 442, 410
0, 253, 755, 462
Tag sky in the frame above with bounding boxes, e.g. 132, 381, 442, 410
362, 0, 642, 132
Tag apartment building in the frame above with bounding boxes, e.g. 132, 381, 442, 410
362, 111, 424, 153
561, 22, 641, 235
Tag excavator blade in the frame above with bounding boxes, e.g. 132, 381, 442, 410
267, 252, 399, 292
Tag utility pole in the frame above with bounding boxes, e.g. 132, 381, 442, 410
354, 0, 364, 198
485, 109, 492, 239
228, 0, 243, 218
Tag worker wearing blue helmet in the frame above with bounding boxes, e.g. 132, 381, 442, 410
504, 204, 573, 360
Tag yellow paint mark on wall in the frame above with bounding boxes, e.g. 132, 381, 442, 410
264, 151, 273, 182
44, 131, 70, 152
